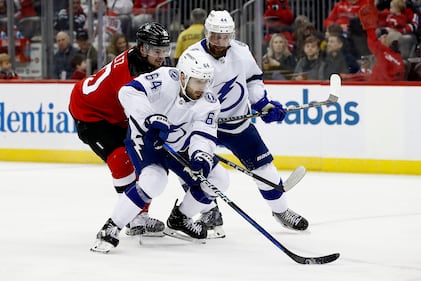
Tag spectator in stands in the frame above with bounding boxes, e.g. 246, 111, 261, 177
173, 8, 207, 65
75, 29, 98, 74
293, 17, 325, 59
14, 0, 37, 19
322, 33, 351, 79
262, 33, 297, 79
359, 2, 406, 81
324, 0, 368, 35
0, 53, 19, 79
93, 0, 122, 46
0, 0, 5, 17
358, 55, 373, 74
104, 32, 129, 64
53, 31, 79, 79
0, 0, 36, 19
106, 0, 132, 40
378, 0, 419, 58
324, 0, 371, 61
54, 0, 87, 32
325, 22, 345, 38
293, 35, 325, 80
131, 0, 165, 33
70, 54, 87, 80
348, 16, 372, 58
324, 0, 369, 30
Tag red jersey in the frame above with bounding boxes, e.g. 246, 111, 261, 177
69, 49, 133, 127
324, 0, 368, 28
366, 29, 405, 81
379, 8, 419, 34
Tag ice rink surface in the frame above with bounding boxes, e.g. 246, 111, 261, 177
0, 161, 420, 281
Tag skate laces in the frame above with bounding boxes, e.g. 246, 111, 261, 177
201, 210, 215, 224
184, 218, 203, 235
145, 217, 161, 229
201, 207, 219, 223
280, 209, 302, 226
101, 224, 120, 239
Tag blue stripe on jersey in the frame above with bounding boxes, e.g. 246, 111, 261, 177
246, 73, 263, 83
124, 182, 151, 208
189, 186, 214, 204
218, 118, 247, 130
126, 80, 148, 95
180, 131, 217, 151
259, 188, 282, 200
191, 131, 217, 144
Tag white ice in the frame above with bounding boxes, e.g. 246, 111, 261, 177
0, 161, 420, 281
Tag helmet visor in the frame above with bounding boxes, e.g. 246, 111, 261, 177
145, 45, 171, 58
207, 32, 234, 47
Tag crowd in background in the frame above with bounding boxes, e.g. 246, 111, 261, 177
1, 0, 421, 81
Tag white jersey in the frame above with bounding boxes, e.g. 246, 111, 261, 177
118, 67, 220, 156
186, 39, 268, 134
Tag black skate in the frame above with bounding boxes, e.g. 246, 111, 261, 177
125, 212, 165, 237
164, 204, 207, 243
273, 209, 309, 231
91, 218, 121, 253
199, 204, 225, 239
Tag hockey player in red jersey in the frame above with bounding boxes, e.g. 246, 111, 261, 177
69, 22, 171, 237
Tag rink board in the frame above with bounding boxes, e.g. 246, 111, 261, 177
0, 80, 420, 175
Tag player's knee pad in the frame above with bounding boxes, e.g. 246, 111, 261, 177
137, 164, 168, 198
252, 163, 283, 200
252, 163, 282, 191
106, 147, 136, 193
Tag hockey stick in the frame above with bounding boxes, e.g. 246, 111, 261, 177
218, 73, 341, 124
163, 143, 340, 264
215, 154, 306, 192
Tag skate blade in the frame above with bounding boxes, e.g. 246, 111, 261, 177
125, 226, 146, 236
90, 240, 115, 253
143, 231, 165, 238
206, 226, 226, 239
163, 228, 206, 244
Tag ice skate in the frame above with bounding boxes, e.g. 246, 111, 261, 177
91, 218, 121, 253
164, 204, 207, 243
199, 204, 225, 239
273, 208, 309, 231
125, 212, 165, 237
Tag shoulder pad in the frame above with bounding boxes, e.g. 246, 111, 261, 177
232, 40, 248, 48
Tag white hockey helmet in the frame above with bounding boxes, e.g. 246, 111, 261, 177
204, 10, 235, 45
176, 49, 214, 100
205, 10, 235, 34
177, 49, 214, 82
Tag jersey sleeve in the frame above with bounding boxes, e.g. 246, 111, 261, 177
118, 77, 155, 133
237, 42, 268, 105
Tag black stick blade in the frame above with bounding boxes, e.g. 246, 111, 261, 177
290, 252, 340, 265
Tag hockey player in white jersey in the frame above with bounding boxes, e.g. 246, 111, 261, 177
183, 10, 309, 234
91, 49, 230, 253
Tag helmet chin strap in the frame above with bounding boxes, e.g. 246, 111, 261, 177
179, 76, 194, 102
